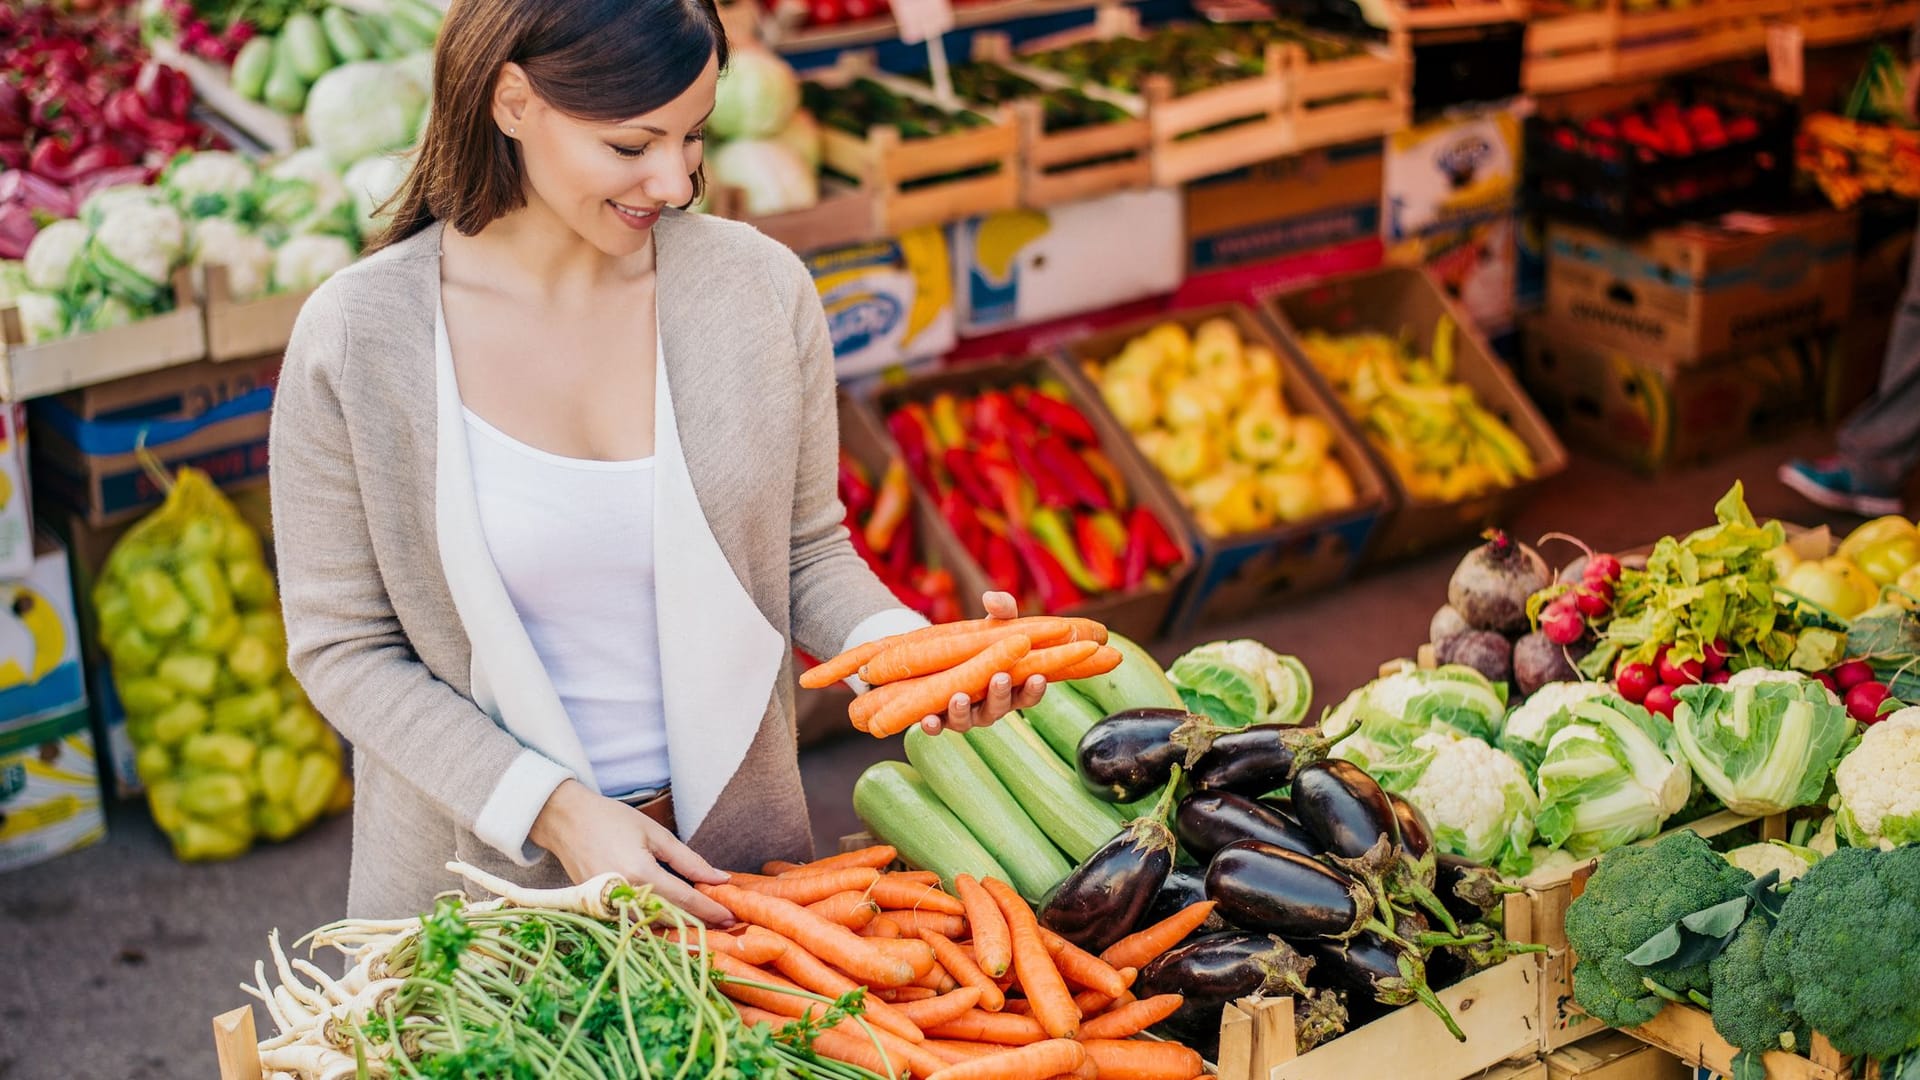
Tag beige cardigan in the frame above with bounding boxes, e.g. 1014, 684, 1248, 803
269, 212, 920, 918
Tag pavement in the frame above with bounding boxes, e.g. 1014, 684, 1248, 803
0, 429, 1867, 1080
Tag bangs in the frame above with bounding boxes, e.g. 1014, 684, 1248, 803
518, 0, 726, 122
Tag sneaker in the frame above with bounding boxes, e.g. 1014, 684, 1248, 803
1778, 457, 1905, 517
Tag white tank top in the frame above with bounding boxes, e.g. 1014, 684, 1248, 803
464, 408, 671, 796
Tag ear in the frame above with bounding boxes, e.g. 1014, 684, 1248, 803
492, 61, 533, 135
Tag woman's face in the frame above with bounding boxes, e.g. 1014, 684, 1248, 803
506, 51, 719, 256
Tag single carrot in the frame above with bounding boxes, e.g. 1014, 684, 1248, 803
862, 915, 902, 939
922, 1009, 1047, 1045
866, 937, 939, 981
953, 875, 1010, 978
710, 953, 819, 1018
766, 934, 925, 1044
1100, 901, 1216, 971
924, 1037, 1085, 1080
868, 635, 1033, 738
768, 846, 898, 876
868, 876, 967, 916
875, 909, 967, 940
1077, 993, 1184, 1040
1001, 998, 1033, 1015
699, 883, 913, 988
913, 961, 959, 993
807, 890, 882, 931
923, 1039, 1005, 1063
1058, 617, 1108, 644
735, 867, 882, 905
655, 926, 787, 966
889, 870, 941, 887
896, 986, 983, 1030
1071, 967, 1137, 1015
801, 637, 895, 689
763, 860, 804, 874
876, 987, 938, 1003
1079, 1038, 1205, 1080
729, 976, 945, 1080
919, 930, 1006, 1012
982, 877, 1078, 1040
1038, 928, 1128, 999
850, 680, 915, 732
860, 624, 1037, 686
1007, 640, 1101, 685
734, 1005, 905, 1079
1049, 645, 1121, 682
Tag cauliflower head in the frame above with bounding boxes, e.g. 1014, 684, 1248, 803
11, 291, 67, 343
162, 151, 259, 218
1401, 730, 1538, 873
1499, 680, 1619, 774
1729, 665, 1842, 705
191, 219, 272, 302
1833, 706, 1920, 850
1723, 841, 1815, 883
24, 219, 89, 292
272, 234, 355, 293
90, 201, 187, 302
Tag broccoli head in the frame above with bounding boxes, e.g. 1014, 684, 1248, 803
1564, 831, 1755, 1028
1709, 914, 1805, 1077
1763, 845, 1920, 1060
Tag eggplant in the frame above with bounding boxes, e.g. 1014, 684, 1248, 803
1204, 839, 1373, 939
1138, 932, 1325, 1055
1177, 791, 1320, 861
1308, 931, 1466, 1041
1190, 723, 1329, 795
1292, 759, 1401, 872
1435, 853, 1524, 927
1386, 794, 1434, 862
1263, 794, 1294, 817
1382, 793, 1466, 936
1040, 775, 1180, 953
1076, 708, 1194, 803
1144, 868, 1229, 936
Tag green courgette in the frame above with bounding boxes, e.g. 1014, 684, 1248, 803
1023, 680, 1107, 764
967, 714, 1124, 862
230, 37, 276, 102
904, 727, 1070, 901
852, 761, 1008, 893
320, 8, 373, 64
1067, 631, 1183, 715
280, 13, 336, 83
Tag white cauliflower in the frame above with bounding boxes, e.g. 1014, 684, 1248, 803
1517, 846, 1584, 888
11, 291, 67, 343
191, 218, 272, 302
1729, 665, 1841, 705
271, 234, 355, 293
1724, 841, 1817, 882
80, 184, 169, 228
1499, 680, 1618, 771
1323, 663, 1505, 744
162, 151, 259, 218
1833, 706, 1920, 850
342, 154, 408, 244
259, 149, 352, 235
1400, 730, 1539, 873
24, 219, 89, 291
91, 201, 187, 296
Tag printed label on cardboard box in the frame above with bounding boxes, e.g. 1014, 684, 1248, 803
1386, 106, 1522, 242
0, 542, 85, 732
1390, 210, 1519, 336
0, 708, 105, 874
809, 229, 957, 381
954, 189, 1184, 335
0, 405, 32, 581
1185, 143, 1385, 273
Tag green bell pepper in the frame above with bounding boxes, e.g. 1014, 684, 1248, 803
110, 626, 163, 675
183, 731, 258, 773
226, 561, 278, 612
271, 704, 326, 751
256, 745, 299, 807
228, 635, 278, 689
152, 700, 210, 746
254, 802, 302, 842
212, 690, 279, 734
147, 780, 184, 833
117, 677, 178, 719
291, 752, 340, 823
187, 611, 241, 653
135, 743, 173, 783
176, 558, 235, 615
95, 590, 133, 645
158, 653, 221, 700
176, 518, 224, 561
128, 569, 192, 638
180, 773, 250, 818
173, 820, 252, 861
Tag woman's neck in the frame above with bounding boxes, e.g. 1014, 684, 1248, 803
450, 197, 655, 301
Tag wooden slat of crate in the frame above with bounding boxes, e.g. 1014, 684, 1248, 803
708, 184, 881, 255
1523, 11, 1618, 94
1628, 1004, 1865, 1080
1799, 0, 1920, 44
1017, 102, 1156, 206
0, 271, 208, 402
1390, 0, 1531, 29
203, 266, 310, 362
1140, 47, 1292, 186
1283, 48, 1411, 153
212, 1007, 261, 1080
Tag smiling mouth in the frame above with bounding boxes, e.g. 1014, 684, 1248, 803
609, 200, 660, 221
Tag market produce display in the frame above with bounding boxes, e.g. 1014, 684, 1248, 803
705, 46, 822, 217
149, 0, 443, 115
1798, 45, 1919, 209
1024, 21, 1365, 95
1085, 318, 1359, 537
883, 382, 1188, 612
803, 79, 993, 141
838, 451, 963, 625
1298, 317, 1536, 502
92, 467, 347, 861
928, 63, 1132, 134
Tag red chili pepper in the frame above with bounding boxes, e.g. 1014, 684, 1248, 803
863, 459, 913, 554
976, 456, 1035, 528
1078, 446, 1131, 510
1033, 436, 1111, 510
886, 510, 916, 583
1131, 506, 1185, 568
984, 532, 1022, 596
1121, 509, 1152, 591
1075, 514, 1124, 593
936, 487, 982, 554
941, 449, 998, 512
886, 407, 937, 491
1007, 529, 1083, 613
837, 451, 875, 517
1022, 390, 1100, 444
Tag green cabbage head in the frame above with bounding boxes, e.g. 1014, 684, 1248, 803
1671, 673, 1852, 817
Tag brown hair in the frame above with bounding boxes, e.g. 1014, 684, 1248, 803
372, 0, 728, 251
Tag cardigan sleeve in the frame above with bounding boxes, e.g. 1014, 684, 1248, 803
270, 284, 572, 866
771, 247, 929, 668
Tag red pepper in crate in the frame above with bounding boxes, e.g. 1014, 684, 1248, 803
1129, 506, 1184, 569
886, 511, 916, 585
887, 406, 937, 490
929, 393, 966, 449
1019, 388, 1100, 445
863, 460, 912, 553
1005, 525, 1084, 612
1034, 435, 1111, 510
984, 532, 1022, 597
1079, 446, 1130, 510
1121, 512, 1151, 591
1076, 514, 1124, 592
838, 451, 875, 517
942, 448, 998, 510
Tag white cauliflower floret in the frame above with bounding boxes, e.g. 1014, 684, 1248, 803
1834, 707, 1920, 850
80, 184, 168, 227
24, 219, 89, 291
1724, 841, 1816, 882
191, 218, 272, 301
1518, 846, 1584, 887
93, 201, 187, 288
1728, 666, 1841, 705
11, 291, 66, 343
271, 234, 355, 293
1401, 730, 1538, 872
163, 151, 258, 217
1501, 680, 1616, 755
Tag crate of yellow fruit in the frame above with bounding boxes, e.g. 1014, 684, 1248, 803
1265, 267, 1568, 565
1061, 303, 1391, 631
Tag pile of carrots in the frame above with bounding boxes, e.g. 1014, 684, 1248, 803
675, 844, 1216, 1080
801, 616, 1123, 738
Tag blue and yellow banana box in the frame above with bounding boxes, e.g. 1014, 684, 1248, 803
807, 229, 957, 382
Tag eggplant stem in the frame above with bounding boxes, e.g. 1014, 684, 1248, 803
1399, 881, 1462, 936
1168, 717, 1227, 768
1397, 952, 1467, 1042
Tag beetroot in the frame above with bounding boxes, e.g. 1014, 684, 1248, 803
1435, 630, 1514, 685
1429, 605, 1469, 646
1514, 632, 1579, 697
1448, 530, 1551, 634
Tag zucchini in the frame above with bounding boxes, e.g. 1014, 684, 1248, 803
320, 8, 373, 64
905, 727, 1070, 901
967, 714, 1124, 862
1067, 631, 1182, 715
230, 37, 276, 102
1024, 680, 1107, 763
280, 13, 335, 83
263, 40, 310, 114
852, 762, 1008, 893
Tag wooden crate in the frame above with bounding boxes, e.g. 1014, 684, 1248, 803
202, 265, 309, 363
1503, 810, 1788, 1053
1523, 0, 1771, 94
1546, 1030, 1691, 1080
967, 34, 1155, 208
1625, 1003, 1872, 1080
707, 183, 881, 256
1797, 0, 1920, 44
0, 270, 207, 402
806, 56, 1021, 235
1383, 0, 1531, 30
150, 40, 299, 155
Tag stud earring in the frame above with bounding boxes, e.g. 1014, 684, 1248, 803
508, 126, 516, 135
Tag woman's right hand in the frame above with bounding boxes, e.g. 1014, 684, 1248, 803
529, 779, 737, 926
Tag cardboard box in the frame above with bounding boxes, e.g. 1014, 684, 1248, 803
1266, 267, 1567, 565
1390, 210, 1521, 337
1056, 304, 1392, 631
0, 537, 87, 735
0, 708, 105, 874
0, 404, 32, 581
1184, 142, 1385, 274
28, 356, 279, 526
1385, 104, 1523, 242
951, 188, 1185, 336
1520, 316, 1833, 472
807, 228, 958, 381
1547, 1032, 1690, 1080
1544, 209, 1859, 364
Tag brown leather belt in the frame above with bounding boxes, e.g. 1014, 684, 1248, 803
619, 786, 677, 834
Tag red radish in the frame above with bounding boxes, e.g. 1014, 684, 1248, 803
1705, 669, 1731, 684
1657, 649, 1702, 687
1583, 553, 1624, 586
1542, 600, 1585, 646
1833, 659, 1876, 691
1643, 683, 1678, 719
1813, 671, 1840, 695
1846, 681, 1892, 724
1702, 639, 1730, 673
1574, 586, 1612, 619
1615, 662, 1658, 704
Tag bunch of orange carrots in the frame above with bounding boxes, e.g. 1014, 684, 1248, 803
800, 616, 1123, 737
669, 844, 1217, 1080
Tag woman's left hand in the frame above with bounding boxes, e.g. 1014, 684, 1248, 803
919, 591, 1048, 735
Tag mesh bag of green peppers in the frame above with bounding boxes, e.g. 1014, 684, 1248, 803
92, 467, 350, 861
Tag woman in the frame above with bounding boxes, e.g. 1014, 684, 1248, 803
269, 0, 1045, 922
